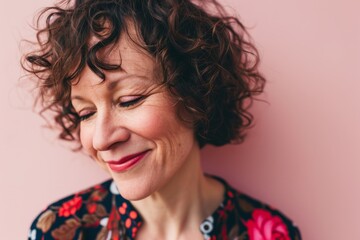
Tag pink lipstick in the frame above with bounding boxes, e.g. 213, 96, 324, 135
107, 150, 150, 172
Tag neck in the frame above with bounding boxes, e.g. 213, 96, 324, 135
131, 145, 224, 239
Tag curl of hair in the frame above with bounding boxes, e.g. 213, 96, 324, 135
22, 0, 266, 149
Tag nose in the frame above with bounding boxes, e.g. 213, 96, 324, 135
92, 110, 130, 151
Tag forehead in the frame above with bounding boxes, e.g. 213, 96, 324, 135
98, 21, 154, 72
74, 26, 156, 88
108, 34, 155, 77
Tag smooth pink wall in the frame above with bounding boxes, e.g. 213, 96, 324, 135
1, 0, 359, 239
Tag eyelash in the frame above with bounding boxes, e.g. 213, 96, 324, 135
77, 96, 144, 122
119, 96, 144, 108
78, 112, 94, 122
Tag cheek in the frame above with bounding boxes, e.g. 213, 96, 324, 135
126, 105, 194, 155
127, 106, 180, 140
79, 124, 95, 155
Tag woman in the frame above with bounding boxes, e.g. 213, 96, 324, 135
24, 0, 301, 239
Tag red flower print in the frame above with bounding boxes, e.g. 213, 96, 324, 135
132, 226, 138, 238
108, 205, 121, 230
245, 209, 290, 240
119, 202, 127, 215
129, 210, 137, 219
86, 202, 97, 214
58, 196, 83, 217
90, 188, 107, 202
125, 218, 131, 228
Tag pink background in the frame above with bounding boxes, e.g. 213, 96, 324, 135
1, 0, 359, 239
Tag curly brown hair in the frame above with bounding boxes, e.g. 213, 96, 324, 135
22, 0, 265, 148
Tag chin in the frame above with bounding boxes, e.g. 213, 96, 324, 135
120, 192, 149, 201
119, 188, 150, 201
111, 175, 158, 201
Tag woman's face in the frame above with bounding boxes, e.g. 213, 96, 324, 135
71, 32, 199, 200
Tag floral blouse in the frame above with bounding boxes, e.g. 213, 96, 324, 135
28, 177, 301, 240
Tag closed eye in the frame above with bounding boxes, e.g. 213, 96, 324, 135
76, 96, 144, 121
119, 96, 145, 108
78, 112, 95, 122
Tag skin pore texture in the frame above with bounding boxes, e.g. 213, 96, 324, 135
70, 26, 224, 239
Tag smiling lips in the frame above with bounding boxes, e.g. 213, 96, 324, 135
107, 150, 150, 172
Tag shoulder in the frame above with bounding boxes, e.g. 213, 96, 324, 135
221, 179, 302, 240
28, 179, 116, 240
